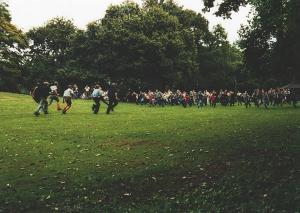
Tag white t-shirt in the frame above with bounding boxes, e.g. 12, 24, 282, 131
50, 85, 58, 95
63, 88, 74, 97
50, 85, 57, 91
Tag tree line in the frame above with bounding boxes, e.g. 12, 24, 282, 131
0, 0, 299, 93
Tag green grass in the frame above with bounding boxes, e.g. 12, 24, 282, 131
0, 92, 300, 212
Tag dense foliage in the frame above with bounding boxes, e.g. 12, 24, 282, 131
0, 2, 26, 91
205, 0, 300, 87
23, 1, 243, 91
1, 0, 299, 92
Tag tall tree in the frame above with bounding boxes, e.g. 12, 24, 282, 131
0, 2, 26, 91
25, 17, 78, 87
18, 0, 243, 91
239, 0, 300, 84
203, 0, 300, 84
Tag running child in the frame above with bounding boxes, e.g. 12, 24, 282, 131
62, 85, 74, 114
48, 81, 62, 111
91, 85, 107, 114
33, 82, 51, 116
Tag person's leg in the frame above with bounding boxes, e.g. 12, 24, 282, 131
113, 99, 118, 108
92, 98, 96, 111
63, 105, 70, 113
106, 103, 112, 114
106, 98, 113, 114
55, 96, 61, 110
264, 102, 268, 109
110, 98, 116, 112
94, 98, 100, 114
48, 96, 54, 106
43, 98, 49, 114
63, 98, 72, 114
34, 99, 43, 116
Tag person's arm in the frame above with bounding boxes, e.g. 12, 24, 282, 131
31, 87, 37, 97
100, 96, 109, 105
71, 90, 75, 97
48, 87, 52, 96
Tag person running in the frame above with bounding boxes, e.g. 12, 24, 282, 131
106, 83, 118, 114
252, 89, 260, 108
155, 90, 164, 107
210, 91, 217, 108
263, 90, 270, 109
290, 89, 298, 108
73, 84, 79, 99
91, 85, 107, 114
83, 85, 90, 99
33, 82, 51, 116
31, 82, 41, 104
237, 91, 243, 106
197, 91, 204, 108
48, 81, 62, 111
243, 91, 251, 108
62, 85, 74, 114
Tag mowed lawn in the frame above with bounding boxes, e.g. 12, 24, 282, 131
0, 92, 300, 212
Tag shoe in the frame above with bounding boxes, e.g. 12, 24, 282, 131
44, 112, 49, 114
62, 110, 66, 114
34, 112, 40, 116
57, 108, 62, 111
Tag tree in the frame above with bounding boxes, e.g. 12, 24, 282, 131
7, 0, 243, 92
238, 0, 300, 84
24, 17, 78, 87
202, 0, 300, 85
0, 2, 26, 91
203, 0, 247, 18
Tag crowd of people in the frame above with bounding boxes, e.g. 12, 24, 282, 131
30, 82, 298, 117
125, 89, 298, 109
30, 82, 118, 116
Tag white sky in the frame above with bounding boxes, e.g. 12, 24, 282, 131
4, 0, 251, 42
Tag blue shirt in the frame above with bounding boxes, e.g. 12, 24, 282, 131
92, 89, 103, 98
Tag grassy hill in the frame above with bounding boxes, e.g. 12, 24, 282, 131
0, 92, 300, 212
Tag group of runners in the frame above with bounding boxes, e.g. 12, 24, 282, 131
31, 82, 118, 116
31, 82, 297, 116
126, 88, 298, 109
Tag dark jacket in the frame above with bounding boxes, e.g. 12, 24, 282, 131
35, 85, 51, 99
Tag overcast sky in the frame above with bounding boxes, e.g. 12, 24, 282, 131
5, 0, 251, 43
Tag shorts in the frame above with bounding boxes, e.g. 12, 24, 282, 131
64, 97, 72, 106
50, 95, 59, 102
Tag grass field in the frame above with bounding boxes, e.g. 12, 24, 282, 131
0, 92, 300, 212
